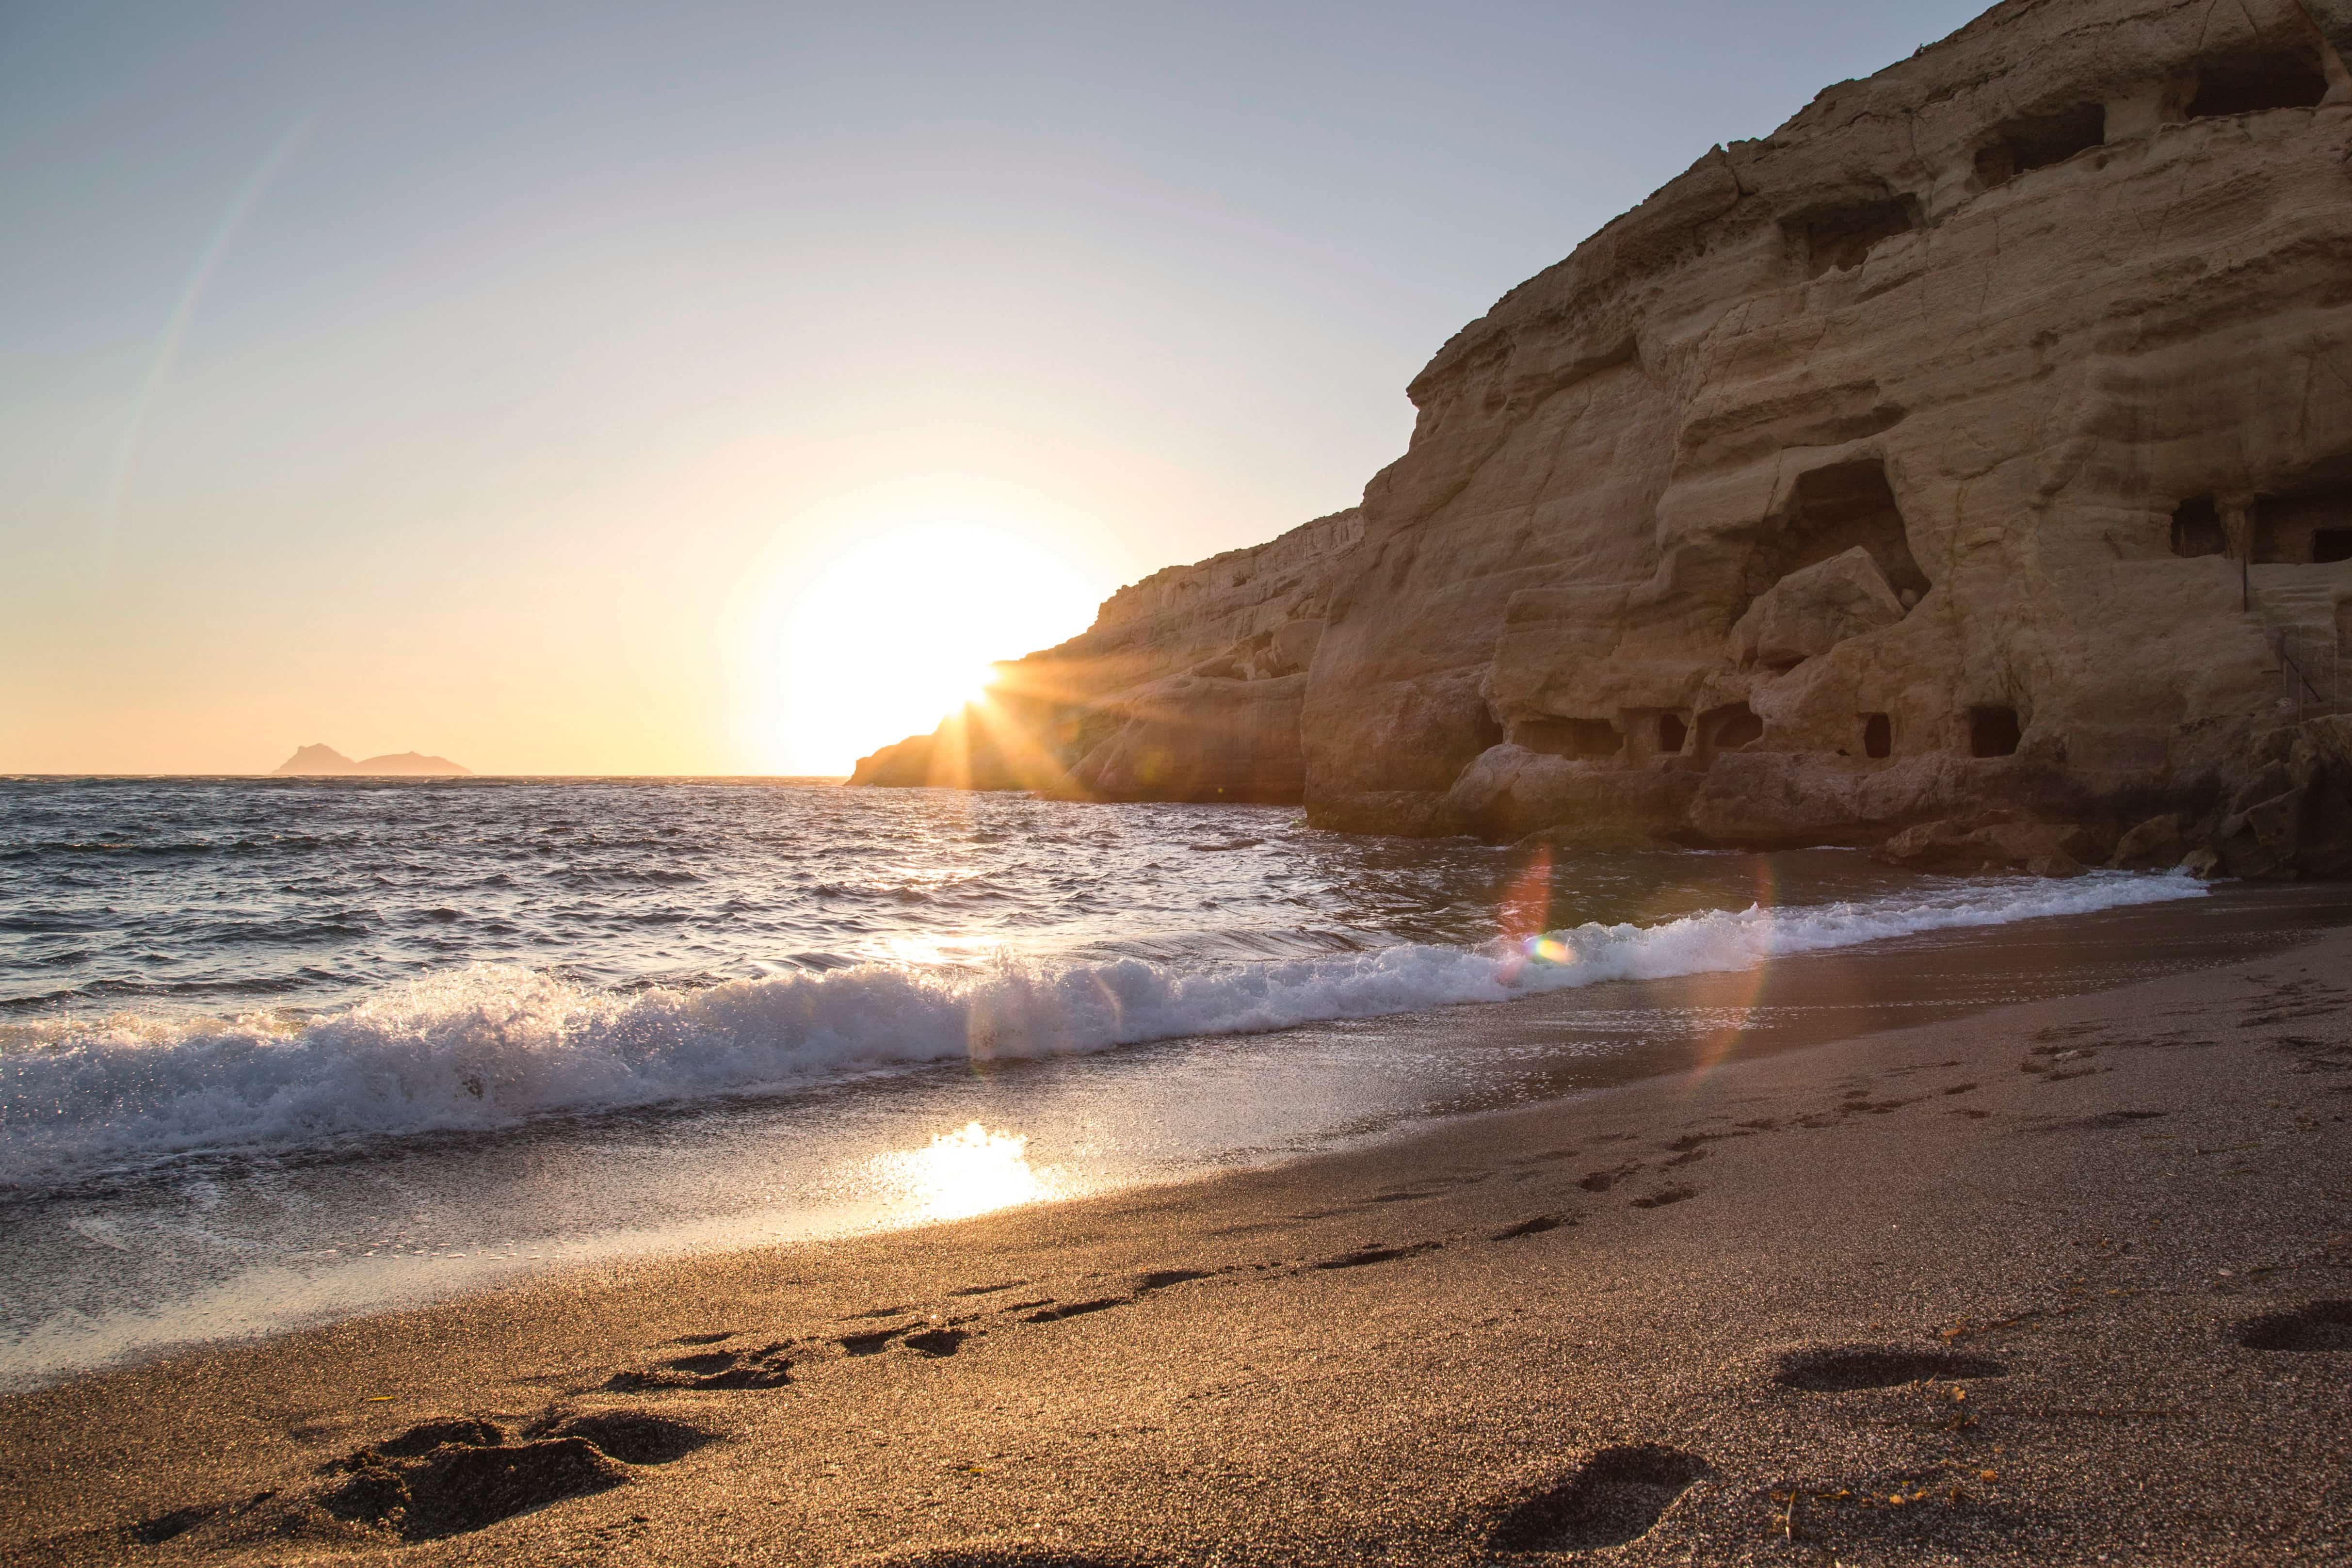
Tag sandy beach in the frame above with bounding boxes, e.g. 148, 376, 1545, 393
16, 0, 2352, 1562
6, 916, 2350, 1566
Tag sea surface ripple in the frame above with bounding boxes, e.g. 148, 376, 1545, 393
0, 776, 2201, 1189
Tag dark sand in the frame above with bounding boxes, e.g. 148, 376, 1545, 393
5, 919, 2351, 1565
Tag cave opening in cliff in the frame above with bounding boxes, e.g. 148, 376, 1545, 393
1972, 103, 2105, 189
1864, 712, 1892, 759
1790, 196, 1921, 278
1969, 707, 2022, 758
2254, 482, 2352, 563
1696, 704, 1763, 760
1513, 717, 1621, 760
2186, 50, 2329, 119
1659, 712, 1689, 755
2172, 496, 2226, 558
1750, 458, 1930, 600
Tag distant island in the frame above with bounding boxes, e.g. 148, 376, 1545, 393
271, 744, 471, 777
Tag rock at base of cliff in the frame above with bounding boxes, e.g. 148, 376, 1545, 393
1871, 818, 2107, 877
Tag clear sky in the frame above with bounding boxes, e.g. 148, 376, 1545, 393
1, 0, 1989, 776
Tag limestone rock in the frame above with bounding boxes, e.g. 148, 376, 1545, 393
1057, 673, 1308, 803
849, 510, 1361, 797
857, 0, 2352, 879
1270, 618, 1327, 676
1442, 743, 1701, 844
1294, 0, 2352, 872
2109, 812, 2192, 869
1728, 547, 1906, 671
1872, 818, 2097, 877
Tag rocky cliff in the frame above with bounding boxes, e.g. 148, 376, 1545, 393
858, 0, 2352, 878
849, 508, 1361, 801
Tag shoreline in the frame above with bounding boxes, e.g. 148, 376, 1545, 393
7, 877, 2347, 1398
5, 908, 2351, 1562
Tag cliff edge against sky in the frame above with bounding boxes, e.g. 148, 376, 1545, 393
856, 0, 2352, 879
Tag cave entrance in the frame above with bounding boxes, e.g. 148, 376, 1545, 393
2255, 483, 2352, 563
1973, 103, 2105, 189
1658, 712, 1689, 755
1969, 707, 2022, 758
1696, 703, 1763, 762
1789, 196, 1921, 278
2187, 50, 2328, 118
1471, 707, 1506, 753
1513, 717, 1622, 760
2172, 496, 2226, 557
1749, 458, 1930, 601
1863, 712, 1892, 759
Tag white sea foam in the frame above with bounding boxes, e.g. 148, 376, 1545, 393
0, 872, 2202, 1186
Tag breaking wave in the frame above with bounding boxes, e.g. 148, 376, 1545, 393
0, 872, 2202, 1188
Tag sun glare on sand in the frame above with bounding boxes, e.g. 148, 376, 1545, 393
770, 519, 1101, 774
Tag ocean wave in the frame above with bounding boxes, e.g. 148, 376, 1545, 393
0, 873, 2202, 1188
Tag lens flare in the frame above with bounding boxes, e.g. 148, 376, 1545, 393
1493, 846, 1781, 1090
1523, 932, 1577, 965
1495, 843, 1554, 981
1676, 855, 1782, 1087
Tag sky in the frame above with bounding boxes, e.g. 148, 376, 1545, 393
1, 0, 1991, 776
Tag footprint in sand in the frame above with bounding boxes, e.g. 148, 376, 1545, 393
838, 1321, 976, 1357
1311, 1240, 1443, 1271
1023, 1297, 1128, 1322
1135, 1269, 1214, 1292
529, 1410, 714, 1464
1773, 1346, 2006, 1391
1486, 1443, 1708, 1552
322, 1438, 616, 1538
2235, 1300, 2352, 1352
1577, 1162, 1642, 1193
129, 1497, 272, 1546
607, 1342, 794, 1390
139, 1411, 714, 1543
854, 1548, 1146, 1568
2020, 1045, 2101, 1083
1492, 1214, 1570, 1241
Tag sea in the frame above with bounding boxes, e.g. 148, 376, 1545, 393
4, 775, 2347, 1390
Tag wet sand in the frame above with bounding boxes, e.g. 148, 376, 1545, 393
4, 911, 2351, 1565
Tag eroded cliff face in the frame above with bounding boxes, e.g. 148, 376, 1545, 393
1302, 0, 2352, 872
848, 509, 1360, 802
859, 0, 2352, 877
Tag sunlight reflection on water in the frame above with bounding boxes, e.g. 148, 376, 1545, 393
870, 1121, 1060, 1221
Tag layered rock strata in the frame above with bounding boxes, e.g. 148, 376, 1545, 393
857, 0, 2352, 877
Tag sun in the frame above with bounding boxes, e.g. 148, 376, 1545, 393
767, 519, 1102, 773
